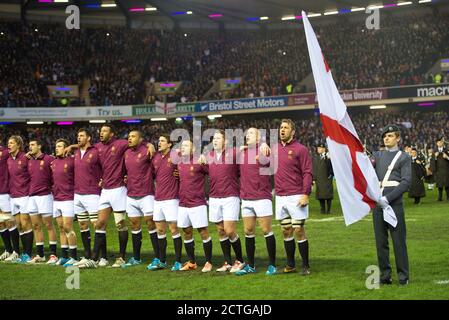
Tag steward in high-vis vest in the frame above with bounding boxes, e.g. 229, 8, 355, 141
373, 124, 411, 286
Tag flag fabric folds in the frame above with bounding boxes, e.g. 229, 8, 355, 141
301, 11, 397, 227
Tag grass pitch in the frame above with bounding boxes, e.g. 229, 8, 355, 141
1, 186, 449, 300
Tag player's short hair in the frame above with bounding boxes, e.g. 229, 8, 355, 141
159, 133, 172, 145
214, 129, 226, 139
77, 128, 91, 138
281, 119, 296, 131
129, 130, 141, 138
29, 138, 42, 146
55, 138, 70, 148
102, 124, 116, 134
8, 135, 24, 151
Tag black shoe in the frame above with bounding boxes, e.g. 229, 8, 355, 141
301, 266, 311, 276
399, 279, 409, 286
326, 210, 331, 214
380, 278, 393, 285
320, 209, 325, 214
438, 198, 442, 201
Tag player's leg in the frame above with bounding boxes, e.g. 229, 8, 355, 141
180, 226, 197, 270
4, 209, 22, 262
281, 218, 296, 272
29, 213, 45, 263
20, 213, 33, 261
0, 220, 12, 260
111, 187, 129, 267
198, 226, 213, 272
144, 215, 160, 264
191, 205, 212, 272
215, 221, 232, 271
258, 215, 277, 275
168, 221, 182, 271
41, 195, 57, 263
91, 206, 111, 266
6, 216, 20, 258
121, 215, 142, 267
225, 220, 244, 272
148, 219, 166, 270
255, 199, 276, 275
293, 220, 310, 275
235, 215, 257, 275
222, 196, 242, 271
55, 214, 69, 265
178, 207, 196, 271
0, 196, 14, 260
5, 206, 24, 262
209, 199, 230, 271
76, 213, 91, 261
112, 210, 128, 267
276, 196, 295, 273
63, 216, 78, 265
43, 214, 58, 263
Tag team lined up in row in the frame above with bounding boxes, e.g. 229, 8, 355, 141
0, 119, 313, 275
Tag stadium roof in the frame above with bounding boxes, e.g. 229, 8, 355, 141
0, 0, 445, 26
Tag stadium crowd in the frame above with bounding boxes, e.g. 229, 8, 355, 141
1, 11, 449, 108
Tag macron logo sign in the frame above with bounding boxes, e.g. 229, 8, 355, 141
417, 85, 449, 97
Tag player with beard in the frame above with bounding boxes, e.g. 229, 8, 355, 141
71, 129, 102, 268
69, 125, 155, 268
274, 119, 313, 275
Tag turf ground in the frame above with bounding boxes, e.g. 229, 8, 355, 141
1, 185, 449, 300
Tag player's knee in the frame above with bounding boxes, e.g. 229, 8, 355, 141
261, 226, 272, 236
169, 223, 179, 236
78, 221, 88, 231
116, 221, 128, 232
44, 220, 54, 230
294, 225, 306, 239
244, 228, 255, 236
32, 222, 41, 231
6, 219, 15, 229
282, 227, 293, 238
217, 228, 226, 239
183, 228, 193, 239
225, 228, 237, 239
145, 216, 156, 228
65, 230, 76, 239
63, 224, 73, 234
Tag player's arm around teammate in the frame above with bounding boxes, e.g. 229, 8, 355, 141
274, 119, 313, 276
51, 139, 78, 266
205, 130, 245, 273
150, 134, 183, 271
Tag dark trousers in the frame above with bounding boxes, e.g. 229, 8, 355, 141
373, 204, 409, 282
437, 187, 449, 200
